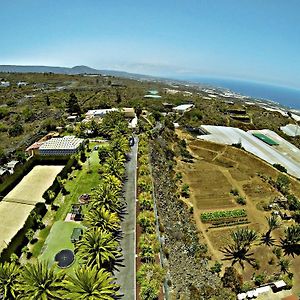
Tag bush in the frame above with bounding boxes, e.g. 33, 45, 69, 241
273, 163, 287, 173
181, 183, 190, 198
139, 192, 154, 210
230, 188, 239, 196
236, 196, 246, 205
138, 211, 156, 233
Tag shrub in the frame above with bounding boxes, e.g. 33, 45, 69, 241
273, 163, 287, 173
236, 196, 246, 205
139, 192, 154, 210
138, 211, 156, 233
181, 183, 190, 198
138, 176, 152, 193
230, 188, 239, 196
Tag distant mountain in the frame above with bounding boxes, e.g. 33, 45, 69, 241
0, 64, 156, 80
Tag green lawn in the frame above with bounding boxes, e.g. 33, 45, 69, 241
39, 220, 84, 269
31, 148, 103, 258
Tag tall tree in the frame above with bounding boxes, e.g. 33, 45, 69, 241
64, 266, 119, 300
66, 92, 81, 114
16, 261, 66, 299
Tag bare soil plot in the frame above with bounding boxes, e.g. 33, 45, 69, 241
4, 165, 63, 205
179, 161, 236, 210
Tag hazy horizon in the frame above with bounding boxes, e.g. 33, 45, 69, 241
1, 1, 300, 90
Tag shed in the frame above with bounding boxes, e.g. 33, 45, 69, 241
252, 133, 279, 146
172, 104, 194, 113
271, 280, 286, 292
71, 228, 83, 243
5, 161, 20, 174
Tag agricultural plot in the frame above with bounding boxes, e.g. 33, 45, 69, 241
197, 125, 300, 178
0, 165, 63, 253
181, 160, 236, 210
177, 135, 300, 292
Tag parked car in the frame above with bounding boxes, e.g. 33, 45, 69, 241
129, 137, 134, 146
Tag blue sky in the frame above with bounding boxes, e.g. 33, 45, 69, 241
1, 0, 300, 88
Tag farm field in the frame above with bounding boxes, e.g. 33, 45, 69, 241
176, 134, 300, 293
197, 125, 300, 178
0, 165, 63, 252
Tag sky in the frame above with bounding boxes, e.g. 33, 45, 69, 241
1, 0, 300, 89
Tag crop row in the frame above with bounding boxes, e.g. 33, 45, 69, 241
209, 220, 250, 229
200, 209, 247, 223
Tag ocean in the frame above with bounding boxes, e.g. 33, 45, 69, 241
178, 77, 300, 110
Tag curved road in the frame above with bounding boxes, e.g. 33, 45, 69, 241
115, 137, 138, 300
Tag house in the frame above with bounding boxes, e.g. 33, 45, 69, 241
271, 280, 286, 292
0, 81, 10, 88
39, 136, 84, 156
25, 132, 60, 156
5, 161, 20, 174
17, 81, 28, 87
86, 108, 118, 119
67, 115, 78, 122
172, 104, 194, 113
144, 94, 162, 99
85, 107, 136, 120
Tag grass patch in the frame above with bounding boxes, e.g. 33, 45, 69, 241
39, 220, 84, 270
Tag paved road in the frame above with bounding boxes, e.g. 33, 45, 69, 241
115, 137, 138, 300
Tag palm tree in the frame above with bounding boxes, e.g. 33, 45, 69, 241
102, 174, 122, 191
64, 265, 119, 300
103, 152, 125, 180
110, 136, 130, 156
277, 258, 291, 274
84, 207, 120, 233
0, 262, 20, 299
90, 181, 122, 213
261, 215, 280, 246
16, 261, 66, 299
75, 228, 121, 270
220, 227, 258, 269
280, 224, 300, 256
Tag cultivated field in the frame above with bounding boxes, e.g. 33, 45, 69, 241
197, 125, 300, 178
0, 165, 63, 252
176, 134, 300, 292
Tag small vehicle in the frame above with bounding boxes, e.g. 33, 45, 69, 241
129, 137, 134, 147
